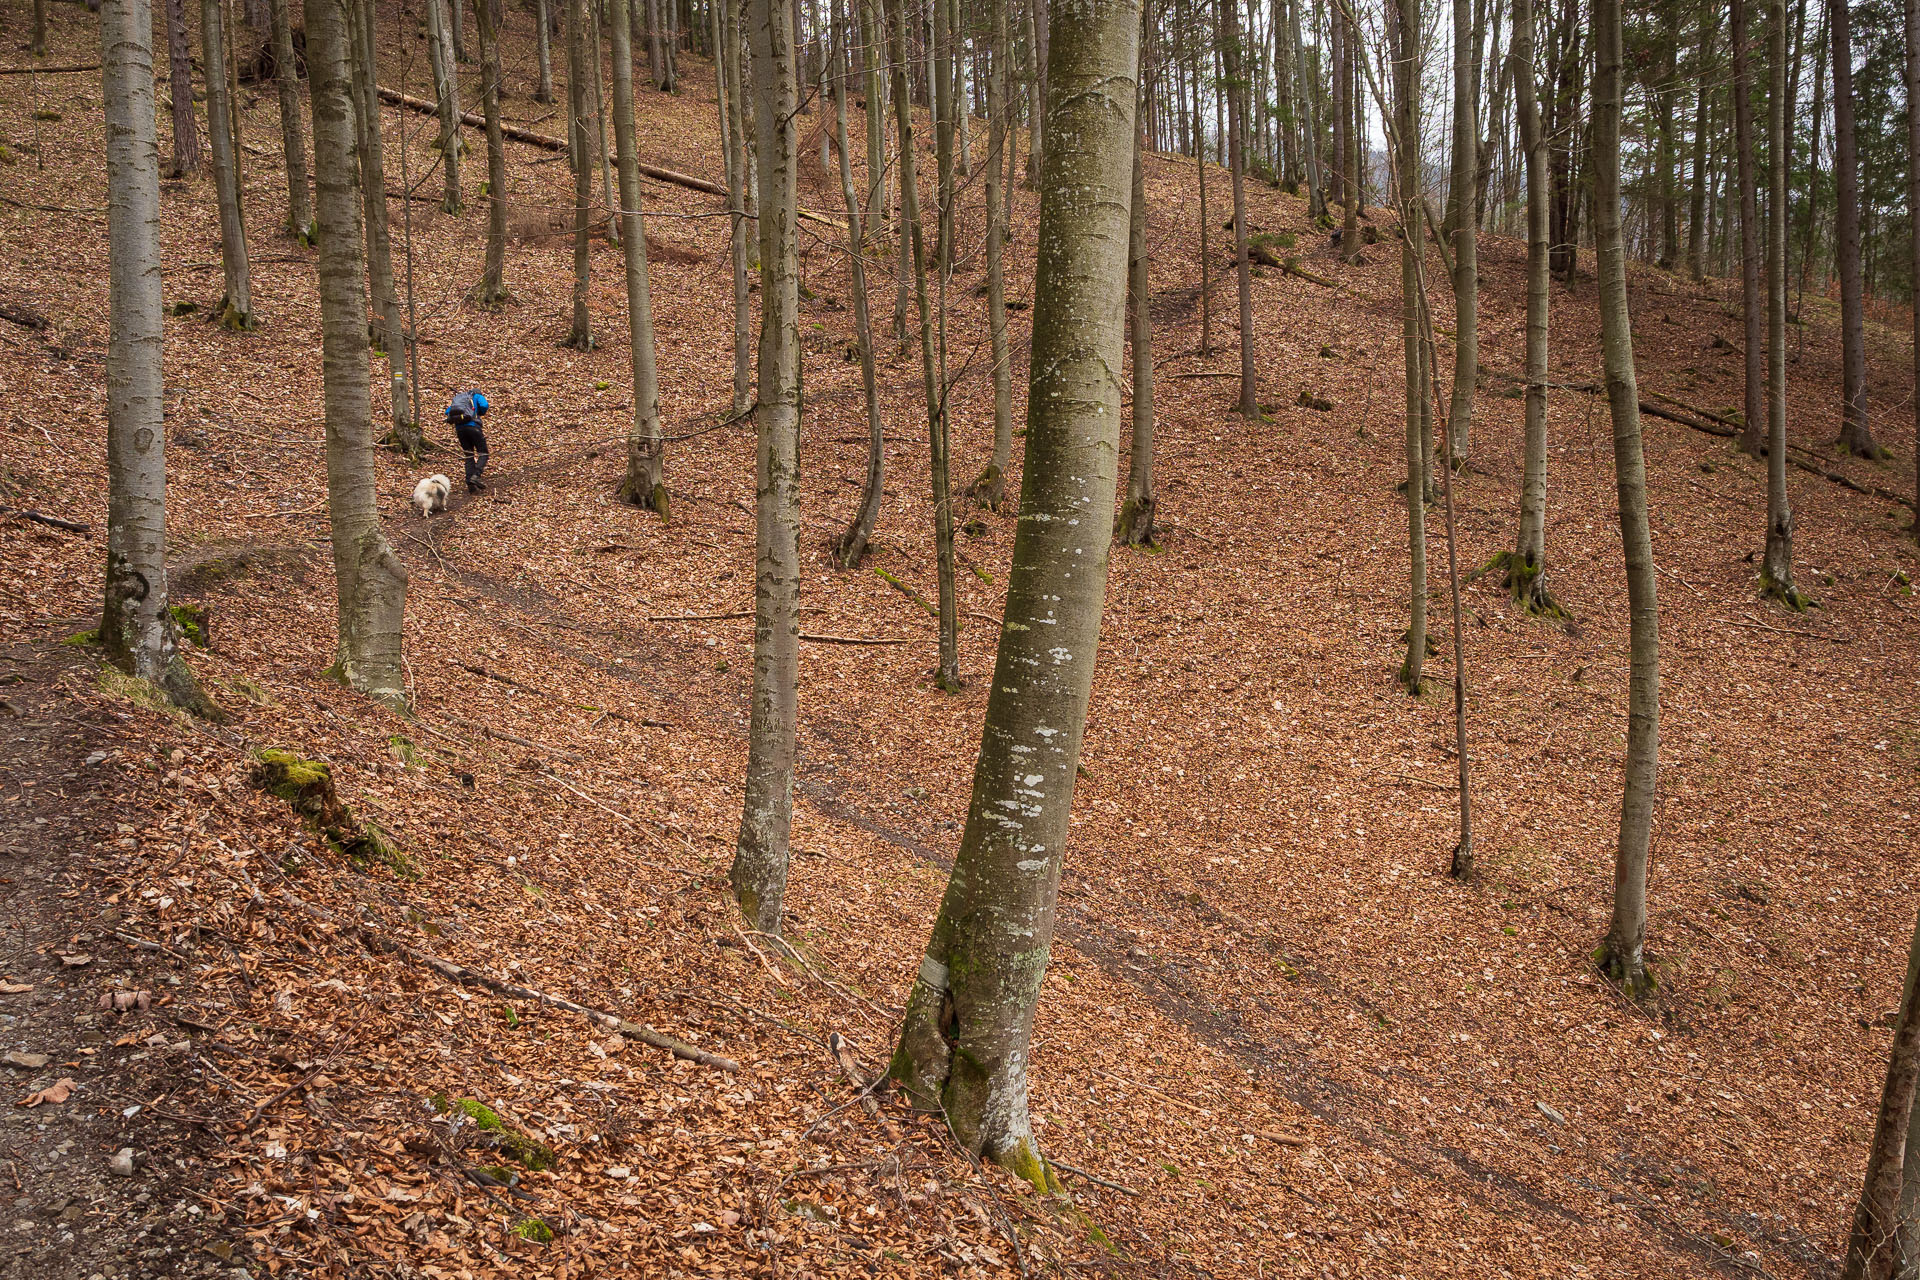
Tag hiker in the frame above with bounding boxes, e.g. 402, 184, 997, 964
446, 390, 491, 493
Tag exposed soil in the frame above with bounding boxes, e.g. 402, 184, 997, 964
4, 3, 1920, 1278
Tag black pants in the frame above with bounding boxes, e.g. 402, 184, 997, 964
453, 421, 489, 488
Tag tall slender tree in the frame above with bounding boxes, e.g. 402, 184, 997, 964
474, 0, 511, 304
731, 0, 803, 936
888, 0, 1140, 1182
202, 0, 254, 328
1391, 0, 1427, 693
1732, 0, 1764, 454
350, 0, 415, 454
1220, 0, 1257, 415
536, 0, 556, 101
1592, 0, 1660, 999
268, 0, 313, 243
307, 0, 409, 711
1445, 0, 1478, 467
426, 0, 465, 213
162, 0, 202, 177
1763, 0, 1798, 603
1117, 105, 1157, 546
565, 0, 596, 349
1830, 0, 1876, 456
966, 0, 1015, 509
101, 0, 221, 719
1907, 0, 1919, 538
1685, 11, 1715, 281
609, 0, 669, 513
832, 0, 884, 569
725, 0, 754, 411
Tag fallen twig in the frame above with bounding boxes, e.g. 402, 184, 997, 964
1720, 612, 1850, 644
1048, 1158, 1139, 1196
798, 632, 912, 646
2, 507, 88, 533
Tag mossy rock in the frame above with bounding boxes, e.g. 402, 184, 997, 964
169, 604, 210, 648
254, 749, 346, 825
512, 1217, 554, 1243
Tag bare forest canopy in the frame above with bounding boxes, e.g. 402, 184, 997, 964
3, 0, 1920, 1275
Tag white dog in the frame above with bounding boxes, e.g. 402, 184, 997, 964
410, 474, 452, 517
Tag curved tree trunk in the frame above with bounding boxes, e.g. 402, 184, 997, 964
1763, 0, 1797, 602
475, 0, 510, 303
1506, 0, 1558, 616
1830, 0, 1875, 456
609, 0, 669, 514
832, 0, 884, 568
202, 0, 255, 329
269, 0, 313, 242
101, 0, 221, 720
1446, 0, 1477, 467
565, 0, 595, 349
1731, 0, 1763, 455
350, 0, 415, 454
730, 0, 802, 936
1592, 0, 1660, 1000
307, 0, 409, 711
888, 0, 1138, 1184
1117, 113, 1156, 546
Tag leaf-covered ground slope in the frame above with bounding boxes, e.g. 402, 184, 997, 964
3, 6, 1918, 1277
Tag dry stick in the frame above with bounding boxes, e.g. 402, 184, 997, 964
1723, 612, 1851, 643
1, 508, 89, 533
435, 712, 587, 763
1048, 1158, 1139, 1196
797, 632, 912, 646
236, 1039, 349, 1133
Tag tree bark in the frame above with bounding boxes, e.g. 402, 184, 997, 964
1506, 0, 1557, 616
101, 0, 221, 719
1117, 112, 1156, 546
1908, 0, 1920, 540
202, 0, 255, 328
475, 0, 510, 303
536, 0, 556, 102
268, 0, 312, 242
1024, 0, 1046, 188
349, 0, 415, 454
1731, 0, 1763, 454
831, 0, 884, 568
1221, 0, 1257, 416
1848, 906, 1920, 1280
609, 0, 669, 514
1830, 0, 1875, 455
966, 0, 1014, 510
726, 0, 753, 410
1762, 0, 1798, 602
1445, 0, 1477, 466
730, 0, 802, 936
1290, 0, 1323, 218
1685, 7, 1713, 281
162, 0, 202, 176
425, 0, 464, 213
448, 0, 467, 62
1391, 0, 1427, 694
1592, 0, 1660, 1000
1193, 52, 1211, 357
888, 0, 1139, 1185
565, 0, 595, 349
306, 0, 409, 711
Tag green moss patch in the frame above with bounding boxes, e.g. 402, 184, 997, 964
253, 749, 417, 879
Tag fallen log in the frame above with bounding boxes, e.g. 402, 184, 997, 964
0, 62, 101, 74
374, 86, 845, 230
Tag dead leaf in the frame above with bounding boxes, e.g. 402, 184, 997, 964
0, 981, 31, 994
18, 1077, 76, 1107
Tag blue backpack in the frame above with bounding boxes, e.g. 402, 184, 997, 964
446, 390, 490, 424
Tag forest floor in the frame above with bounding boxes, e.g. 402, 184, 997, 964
6, 6, 1920, 1279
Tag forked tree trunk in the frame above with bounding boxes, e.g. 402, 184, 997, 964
731, 0, 802, 936
609, 0, 669, 514
888, 0, 1138, 1184
349, 0, 416, 454
1762, 0, 1797, 602
966, 0, 1014, 510
1731, 0, 1763, 455
101, 0, 221, 719
1393, 0, 1426, 694
1846, 905, 1920, 1280
565, 0, 595, 349
268, 0, 313, 242
307, 0, 409, 711
425, 0, 464, 213
832, 0, 884, 568
1592, 0, 1660, 1000
1830, 0, 1875, 456
162, 0, 202, 176
536, 0, 556, 101
1220, 0, 1256, 417
1446, 0, 1477, 467
202, 0, 255, 328
475, 0, 510, 303
1505, 0, 1557, 616
1117, 114, 1156, 546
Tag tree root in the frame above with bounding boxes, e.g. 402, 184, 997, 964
1482, 550, 1570, 620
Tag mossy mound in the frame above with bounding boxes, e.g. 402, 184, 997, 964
430, 1094, 558, 1171
253, 749, 417, 879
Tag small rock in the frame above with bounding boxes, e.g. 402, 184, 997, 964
2, 1052, 50, 1069
605, 1166, 632, 1180
1535, 1100, 1567, 1126
108, 1148, 136, 1177
58, 954, 92, 968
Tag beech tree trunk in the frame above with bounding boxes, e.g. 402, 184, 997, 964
307, 0, 408, 711
1731, 0, 1763, 455
536, 0, 556, 101
610, 0, 669, 514
426, 0, 464, 213
101, 0, 221, 719
1592, 0, 1660, 1000
1392, 0, 1426, 694
1763, 0, 1797, 601
202, 0, 254, 328
1290, 0, 1323, 218
1846, 905, 1920, 1280
966, 0, 1013, 510
475, 0, 510, 303
1025, 0, 1045, 187
1117, 112, 1156, 546
163, 0, 202, 176
1446, 0, 1477, 467
726, 0, 753, 411
268, 0, 313, 241
730, 0, 802, 936
1830, 0, 1875, 456
565, 0, 595, 349
1506, 0, 1556, 615
831, 0, 883, 569
888, 0, 1139, 1184
1221, 0, 1256, 416
349, 0, 415, 454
